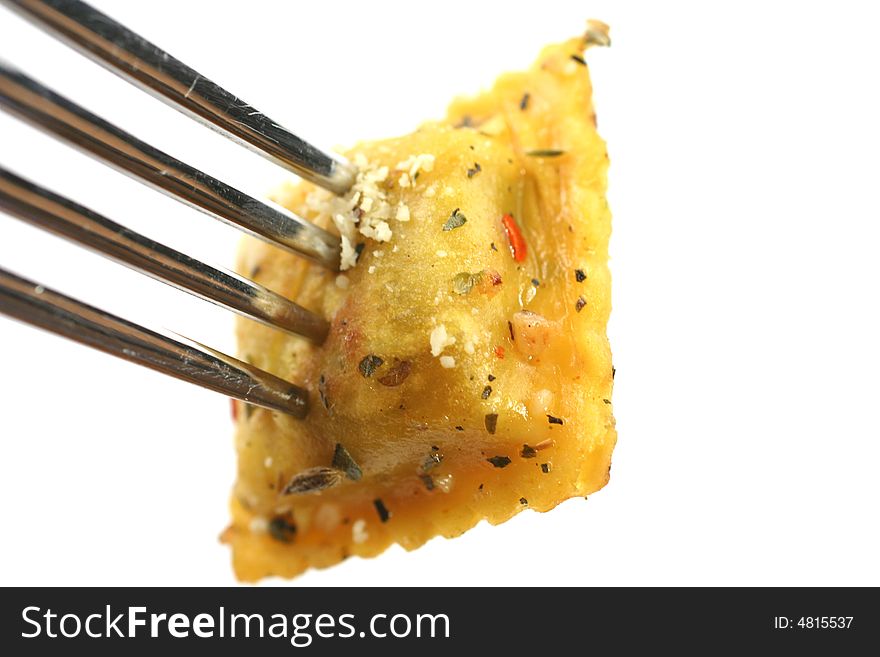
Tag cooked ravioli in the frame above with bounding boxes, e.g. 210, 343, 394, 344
223, 24, 615, 581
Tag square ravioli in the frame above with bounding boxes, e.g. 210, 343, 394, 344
223, 24, 615, 581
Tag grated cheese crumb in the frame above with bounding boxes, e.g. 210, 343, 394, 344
463, 340, 475, 355
439, 355, 456, 368
430, 324, 456, 356
352, 519, 368, 544
340, 235, 358, 270
335, 274, 350, 289
249, 516, 269, 533
368, 265, 377, 274
396, 153, 436, 178
303, 152, 432, 270
264, 457, 273, 468
436, 250, 447, 258
374, 221, 392, 242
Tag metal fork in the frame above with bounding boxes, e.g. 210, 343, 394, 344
0, 0, 358, 418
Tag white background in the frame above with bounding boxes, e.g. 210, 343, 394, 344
1, 0, 878, 586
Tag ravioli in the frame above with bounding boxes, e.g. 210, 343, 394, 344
222, 23, 615, 581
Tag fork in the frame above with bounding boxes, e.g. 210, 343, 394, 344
0, 0, 358, 418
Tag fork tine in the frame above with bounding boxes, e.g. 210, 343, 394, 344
0, 267, 310, 417
0, 167, 330, 343
1, 0, 358, 195
0, 61, 341, 271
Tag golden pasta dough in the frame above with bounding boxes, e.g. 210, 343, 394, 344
223, 24, 615, 581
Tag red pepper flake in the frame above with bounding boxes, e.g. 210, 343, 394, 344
230, 399, 238, 422
501, 213, 527, 262
494, 346, 505, 359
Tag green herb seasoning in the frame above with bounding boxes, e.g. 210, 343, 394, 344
603, 399, 611, 405
453, 271, 482, 295
575, 269, 586, 282
508, 320, 515, 341
570, 54, 587, 66
575, 296, 587, 313
520, 92, 530, 111
354, 242, 366, 262
525, 149, 566, 158
423, 452, 443, 472
443, 208, 468, 231
531, 278, 540, 287
268, 515, 296, 543
521, 444, 537, 458
481, 385, 492, 400
540, 463, 551, 474
467, 163, 482, 178
318, 374, 330, 410
547, 414, 564, 426
282, 467, 342, 495
332, 443, 363, 481
373, 498, 391, 523
420, 474, 435, 491
519, 497, 529, 506
488, 374, 496, 382
487, 455, 511, 468
485, 413, 499, 434
378, 360, 412, 387
358, 354, 384, 378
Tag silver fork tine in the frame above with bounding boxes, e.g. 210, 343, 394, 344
1, 0, 358, 195
0, 267, 309, 417
0, 167, 330, 342
0, 61, 341, 271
